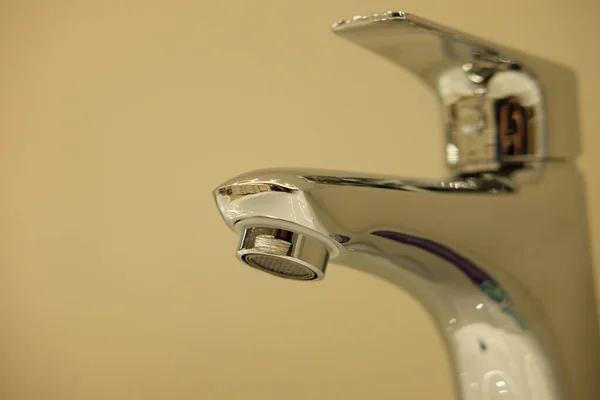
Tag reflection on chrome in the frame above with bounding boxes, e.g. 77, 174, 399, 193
213, 11, 598, 400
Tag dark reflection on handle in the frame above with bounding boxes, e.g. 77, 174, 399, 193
495, 96, 534, 158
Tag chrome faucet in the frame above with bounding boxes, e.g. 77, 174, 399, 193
214, 11, 599, 399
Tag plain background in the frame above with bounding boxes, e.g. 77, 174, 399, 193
1, 1, 599, 399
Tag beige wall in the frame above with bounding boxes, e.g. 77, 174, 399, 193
1, 1, 598, 399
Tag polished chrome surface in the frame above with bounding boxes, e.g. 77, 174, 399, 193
333, 11, 579, 175
237, 227, 329, 281
213, 11, 599, 400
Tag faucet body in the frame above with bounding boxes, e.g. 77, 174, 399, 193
215, 165, 599, 399
214, 11, 600, 399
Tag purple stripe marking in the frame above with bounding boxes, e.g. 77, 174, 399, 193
372, 231, 492, 285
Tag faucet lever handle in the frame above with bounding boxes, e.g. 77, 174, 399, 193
333, 11, 579, 175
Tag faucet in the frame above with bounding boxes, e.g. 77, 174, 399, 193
213, 11, 599, 399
